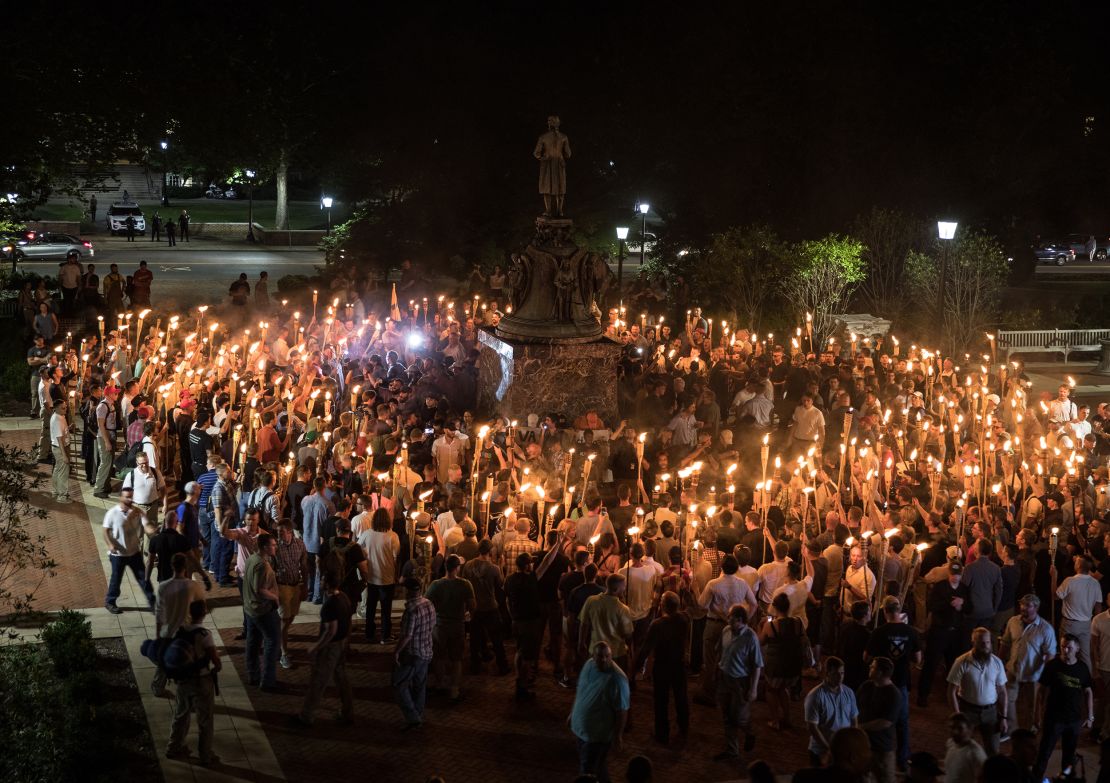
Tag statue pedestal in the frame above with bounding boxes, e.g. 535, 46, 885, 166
477, 328, 621, 422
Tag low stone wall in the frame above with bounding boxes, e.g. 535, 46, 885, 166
252, 225, 326, 247
26, 220, 82, 235
189, 222, 251, 239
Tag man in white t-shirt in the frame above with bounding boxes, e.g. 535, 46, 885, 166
1057, 555, 1104, 669
790, 394, 825, 455
103, 488, 155, 613
621, 543, 658, 646
756, 540, 792, 609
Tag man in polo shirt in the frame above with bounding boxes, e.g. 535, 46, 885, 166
803, 656, 859, 766
94, 385, 121, 498
947, 626, 1009, 755
999, 593, 1057, 731
697, 554, 758, 706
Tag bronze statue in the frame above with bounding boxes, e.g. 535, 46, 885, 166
534, 115, 571, 216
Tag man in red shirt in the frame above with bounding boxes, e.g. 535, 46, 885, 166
256, 411, 288, 465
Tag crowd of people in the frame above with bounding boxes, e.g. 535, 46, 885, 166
25, 256, 1110, 782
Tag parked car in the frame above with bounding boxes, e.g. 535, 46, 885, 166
105, 202, 146, 235
1062, 233, 1110, 261
2, 230, 94, 261
1032, 239, 1076, 266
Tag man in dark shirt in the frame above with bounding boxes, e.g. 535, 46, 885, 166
856, 656, 902, 781
1032, 634, 1094, 782
558, 552, 591, 686
634, 590, 690, 744
504, 552, 542, 701
319, 518, 367, 615
460, 540, 509, 675
146, 511, 193, 584
285, 465, 312, 533
535, 531, 570, 681
838, 600, 872, 691
865, 597, 921, 770
995, 543, 1021, 637
738, 511, 767, 569
188, 409, 216, 481
918, 561, 968, 707
293, 569, 352, 726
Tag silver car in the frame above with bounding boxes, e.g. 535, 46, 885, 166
4, 231, 95, 261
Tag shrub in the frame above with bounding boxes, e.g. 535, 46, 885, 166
277, 274, 312, 293
41, 609, 97, 679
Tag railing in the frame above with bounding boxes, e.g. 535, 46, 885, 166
998, 329, 1110, 362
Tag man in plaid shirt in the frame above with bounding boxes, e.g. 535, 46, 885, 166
501, 517, 539, 572
394, 577, 436, 729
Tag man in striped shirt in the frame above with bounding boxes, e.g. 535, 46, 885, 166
195, 455, 221, 573
394, 577, 437, 729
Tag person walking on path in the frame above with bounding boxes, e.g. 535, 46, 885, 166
242, 534, 282, 692
165, 218, 177, 247
425, 553, 475, 702
634, 589, 690, 745
394, 577, 436, 729
291, 570, 353, 726
1031, 633, 1094, 782
946, 626, 1008, 756
570, 640, 630, 783
165, 599, 221, 767
103, 487, 155, 613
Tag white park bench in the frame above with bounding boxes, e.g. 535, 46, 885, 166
998, 329, 1110, 363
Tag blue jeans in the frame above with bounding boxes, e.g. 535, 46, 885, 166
364, 584, 396, 639
106, 552, 154, 608
896, 684, 910, 767
198, 510, 212, 570
576, 737, 612, 783
211, 528, 233, 582
392, 654, 430, 725
245, 610, 280, 687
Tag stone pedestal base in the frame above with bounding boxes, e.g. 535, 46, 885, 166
477, 328, 621, 422
1095, 338, 1110, 375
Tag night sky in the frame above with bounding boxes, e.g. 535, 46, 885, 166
12, 2, 1110, 252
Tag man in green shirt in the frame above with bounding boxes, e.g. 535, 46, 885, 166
579, 573, 635, 671
425, 554, 476, 701
243, 534, 282, 691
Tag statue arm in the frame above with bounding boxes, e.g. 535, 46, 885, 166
562, 137, 571, 159
534, 138, 546, 160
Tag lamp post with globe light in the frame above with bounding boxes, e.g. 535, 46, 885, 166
160, 141, 169, 207
937, 220, 957, 330
638, 202, 650, 268
246, 170, 257, 243
321, 196, 333, 235
616, 226, 629, 292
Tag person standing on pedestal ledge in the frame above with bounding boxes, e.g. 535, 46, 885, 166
535, 115, 570, 217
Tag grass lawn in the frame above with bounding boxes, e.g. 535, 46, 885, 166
29, 199, 349, 230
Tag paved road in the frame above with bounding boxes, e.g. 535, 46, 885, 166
1034, 261, 1110, 275
19, 241, 324, 308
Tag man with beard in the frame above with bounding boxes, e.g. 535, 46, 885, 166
946, 626, 1009, 755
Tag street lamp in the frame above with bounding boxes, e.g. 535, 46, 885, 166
638, 202, 650, 268
937, 220, 958, 327
160, 140, 169, 207
321, 196, 334, 235
245, 169, 257, 243
615, 226, 629, 292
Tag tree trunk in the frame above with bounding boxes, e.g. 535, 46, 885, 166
274, 151, 289, 230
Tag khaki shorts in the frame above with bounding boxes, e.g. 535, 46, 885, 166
278, 584, 303, 619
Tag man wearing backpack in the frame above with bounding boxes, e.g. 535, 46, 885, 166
243, 533, 283, 692
247, 469, 280, 530
291, 569, 354, 727
94, 385, 121, 498
426, 554, 477, 703
166, 599, 221, 766
319, 517, 368, 619
124, 452, 167, 537
153, 553, 206, 697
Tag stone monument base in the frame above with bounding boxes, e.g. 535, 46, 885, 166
477, 328, 621, 422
